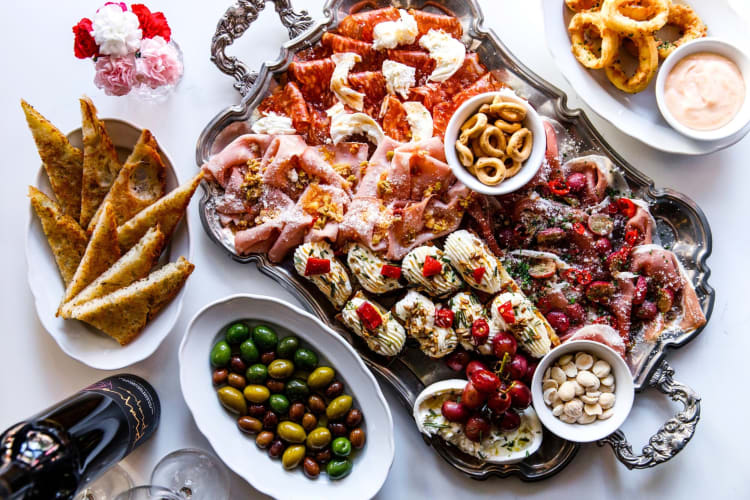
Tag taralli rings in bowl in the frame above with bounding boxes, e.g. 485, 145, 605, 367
444, 90, 546, 196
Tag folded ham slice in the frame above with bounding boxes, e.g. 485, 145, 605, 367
202, 134, 272, 188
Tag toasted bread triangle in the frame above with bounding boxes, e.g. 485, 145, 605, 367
117, 171, 203, 251
22, 100, 84, 221
79, 96, 123, 229
60, 203, 121, 310
88, 129, 167, 231
70, 257, 195, 345
28, 186, 88, 285
59, 225, 166, 318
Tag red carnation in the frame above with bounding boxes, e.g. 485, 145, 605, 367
131, 4, 172, 42
72, 18, 98, 59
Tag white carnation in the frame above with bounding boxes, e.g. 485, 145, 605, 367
92, 4, 142, 57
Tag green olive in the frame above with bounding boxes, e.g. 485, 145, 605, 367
225, 322, 250, 344
293, 348, 318, 371
277, 336, 300, 359
326, 395, 353, 421
252, 325, 279, 352
281, 444, 306, 470
268, 359, 295, 380
326, 458, 353, 480
239, 339, 260, 364
243, 385, 270, 404
277, 421, 307, 443
306, 427, 332, 450
331, 437, 352, 458
245, 364, 268, 384
217, 386, 246, 415
307, 367, 335, 390
269, 394, 290, 414
284, 379, 310, 402
210, 340, 231, 367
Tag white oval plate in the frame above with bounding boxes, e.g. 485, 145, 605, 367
26, 119, 191, 370
542, 0, 750, 155
179, 294, 395, 500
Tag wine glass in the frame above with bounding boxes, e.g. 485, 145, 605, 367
74, 464, 134, 500
150, 448, 230, 500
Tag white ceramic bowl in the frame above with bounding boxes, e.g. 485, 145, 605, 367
444, 90, 546, 196
531, 340, 634, 443
179, 294, 395, 500
26, 119, 191, 370
655, 38, 750, 141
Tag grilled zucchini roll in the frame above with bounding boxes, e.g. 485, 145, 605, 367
294, 241, 352, 309
339, 291, 406, 357
402, 246, 463, 297
490, 292, 552, 358
444, 230, 505, 294
346, 244, 403, 294
394, 290, 458, 359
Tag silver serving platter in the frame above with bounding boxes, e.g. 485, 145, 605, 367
197, 0, 713, 480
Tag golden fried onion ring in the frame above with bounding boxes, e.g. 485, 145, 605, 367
479, 126, 507, 157
455, 140, 474, 167
459, 112, 488, 140
655, 4, 707, 59
565, 0, 603, 12
489, 102, 527, 122
507, 128, 533, 162
475, 157, 507, 186
494, 119, 522, 134
568, 11, 620, 69
601, 0, 669, 35
605, 33, 658, 93
503, 156, 522, 178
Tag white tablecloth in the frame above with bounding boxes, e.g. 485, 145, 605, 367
1, 1, 747, 498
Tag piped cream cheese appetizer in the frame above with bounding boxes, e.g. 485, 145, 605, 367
413, 380, 543, 463
447, 291, 494, 355
402, 246, 463, 297
293, 241, 352, 309
444, 230, 506, 294
346, 244, 403, 295
490, 292, 553, 358
339, 291, 406, 357
394, 290, 457, 358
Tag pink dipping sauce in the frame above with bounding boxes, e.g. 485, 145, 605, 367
664, 52, 745, 130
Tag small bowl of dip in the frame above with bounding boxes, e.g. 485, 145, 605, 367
655, 38, 750, 142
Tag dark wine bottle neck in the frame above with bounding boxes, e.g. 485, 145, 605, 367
0, 462, 32, 499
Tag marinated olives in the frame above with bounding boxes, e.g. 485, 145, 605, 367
210, 321, 365, 481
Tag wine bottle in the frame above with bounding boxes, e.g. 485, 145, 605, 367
0, 374, 160, 500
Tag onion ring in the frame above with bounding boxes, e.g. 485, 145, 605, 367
503, 156, 522, 178
655, 4, 707, 59
568, 12, 620, 69
489, 102, 527, 122
494, 119, 522, 134
475, 157, 507, 186
604, 33, 658, 93
479, 126, 507, 157
507, 128, 533, 162
455, 140, 474, 167
601, 0, 669, 35
565, 0, 603, 12
459, 112, 488, 141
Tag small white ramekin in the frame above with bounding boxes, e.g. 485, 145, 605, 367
655, 38, 750, 141
444, 90, 546, 196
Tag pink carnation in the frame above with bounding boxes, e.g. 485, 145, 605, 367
135, 36, 183, 89
94, 54, 137, 96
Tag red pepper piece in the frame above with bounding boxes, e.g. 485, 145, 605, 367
548, 179, 570, 196
422, 255, 442, 277
572, 222, 586, 235
576, 269, 592, 286
472, 266, 486, 283
617, 198, 637, 218
471, 318, 490, 344
380, 264, 402, 279
304, 257, 330, 276
435, 308, 455, 328
498, 301, 515, 324
356, 301, 382, 330
625, 229, 639, 246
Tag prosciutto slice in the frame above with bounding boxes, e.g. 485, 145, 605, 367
201, 134, 272, 188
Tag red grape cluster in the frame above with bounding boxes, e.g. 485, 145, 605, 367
442, 332, 537, 441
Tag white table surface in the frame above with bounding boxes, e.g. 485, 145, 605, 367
1, 1, 748, 498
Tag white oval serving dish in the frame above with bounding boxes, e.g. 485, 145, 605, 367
25, 118, 191, 370
178, 294, 395, 500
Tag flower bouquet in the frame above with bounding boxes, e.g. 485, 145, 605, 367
73, 2, 183, 99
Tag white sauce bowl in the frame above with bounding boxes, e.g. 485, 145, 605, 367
531, 340, 634, 443
444, 90, 546, 196
655, 38, 750, 141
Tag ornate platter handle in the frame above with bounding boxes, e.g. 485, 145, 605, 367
211, 0, 314, 96
597, 360, 701, 469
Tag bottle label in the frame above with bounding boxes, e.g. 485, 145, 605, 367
84, 375, 161, 454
